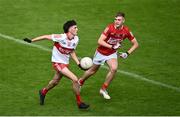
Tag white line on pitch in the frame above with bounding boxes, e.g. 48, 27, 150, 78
102, 65, 180, 92
0, 33, 180, 92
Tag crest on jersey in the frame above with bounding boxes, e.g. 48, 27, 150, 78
60, 40, 66, 45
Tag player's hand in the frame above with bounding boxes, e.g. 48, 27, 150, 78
119, 52, 130, 59
23, 38, 32, 43
112, 43, 121, 50
78, 64, 87, 71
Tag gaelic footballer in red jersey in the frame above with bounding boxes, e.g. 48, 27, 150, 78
78, 12, 139, 100
23, 20, 89, 109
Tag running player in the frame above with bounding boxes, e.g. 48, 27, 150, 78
78, 12, 139, 99
23, 20, 89, 109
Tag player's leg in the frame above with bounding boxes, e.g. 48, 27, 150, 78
104, 58, 118, 87
60, 67, 89, 109
78, 51, 103, 86
78, 64, 100, 86
100, 58, 118, 99
41, 71, 63, 95
39, 71, 63, 105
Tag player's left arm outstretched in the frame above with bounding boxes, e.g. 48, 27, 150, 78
120, 38, 139, 59
127, 38, 139, 54
23, 35, 52, 43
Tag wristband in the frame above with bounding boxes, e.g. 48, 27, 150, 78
126, 51, 130, 55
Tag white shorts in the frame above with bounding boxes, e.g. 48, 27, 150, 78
93, 51, 117, 65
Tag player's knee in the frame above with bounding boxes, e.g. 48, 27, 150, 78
54, 81, 59, 85
71, 78, 78, 83
110, 66, 117, 73
72, 80, 78, 86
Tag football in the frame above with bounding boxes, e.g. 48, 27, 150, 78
80, 57, 93, 69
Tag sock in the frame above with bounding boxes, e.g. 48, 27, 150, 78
41, 88, 48, 96
101, 83, 108, 90
76, 94, 82, 105
78, 79, 85, 86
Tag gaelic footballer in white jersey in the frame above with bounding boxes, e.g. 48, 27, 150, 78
23, 20, 89, 109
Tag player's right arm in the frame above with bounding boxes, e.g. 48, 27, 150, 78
98, 26, 120, 50
98, 26, 112, 48
31, 35, 52, 42
98, 33, 120, 50
98, 34, 112, 49
23, 35, 52, 43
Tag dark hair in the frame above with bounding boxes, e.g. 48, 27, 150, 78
115, 12, 125, 18
63, 20, 77, 33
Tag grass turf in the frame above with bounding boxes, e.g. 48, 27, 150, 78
0, 0, 180, 115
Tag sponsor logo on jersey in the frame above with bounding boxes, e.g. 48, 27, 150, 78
58, 47, 72, 54
107, 37, 123, 44
54, 42, 73, 55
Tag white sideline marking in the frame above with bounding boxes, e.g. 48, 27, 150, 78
0, 33, 180, 92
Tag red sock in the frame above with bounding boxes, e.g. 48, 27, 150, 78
76, 94, 82, 105
101, 83, 108, 90
42, 88, 48, 96
78, 79, 85, 86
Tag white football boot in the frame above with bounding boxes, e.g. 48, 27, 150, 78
99, 89, 111, 99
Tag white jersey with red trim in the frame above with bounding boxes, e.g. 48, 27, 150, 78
51, 33, 79, 64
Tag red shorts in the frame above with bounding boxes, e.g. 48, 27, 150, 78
52, 62, 69, 72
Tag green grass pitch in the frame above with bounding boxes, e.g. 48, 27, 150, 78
0, 0, 180, 115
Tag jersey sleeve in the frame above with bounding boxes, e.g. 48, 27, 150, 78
102, 25, 111, 37
51, 34, 62, 42
126, 28, 135, 41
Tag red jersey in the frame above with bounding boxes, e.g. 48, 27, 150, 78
97, 23, 135, 55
